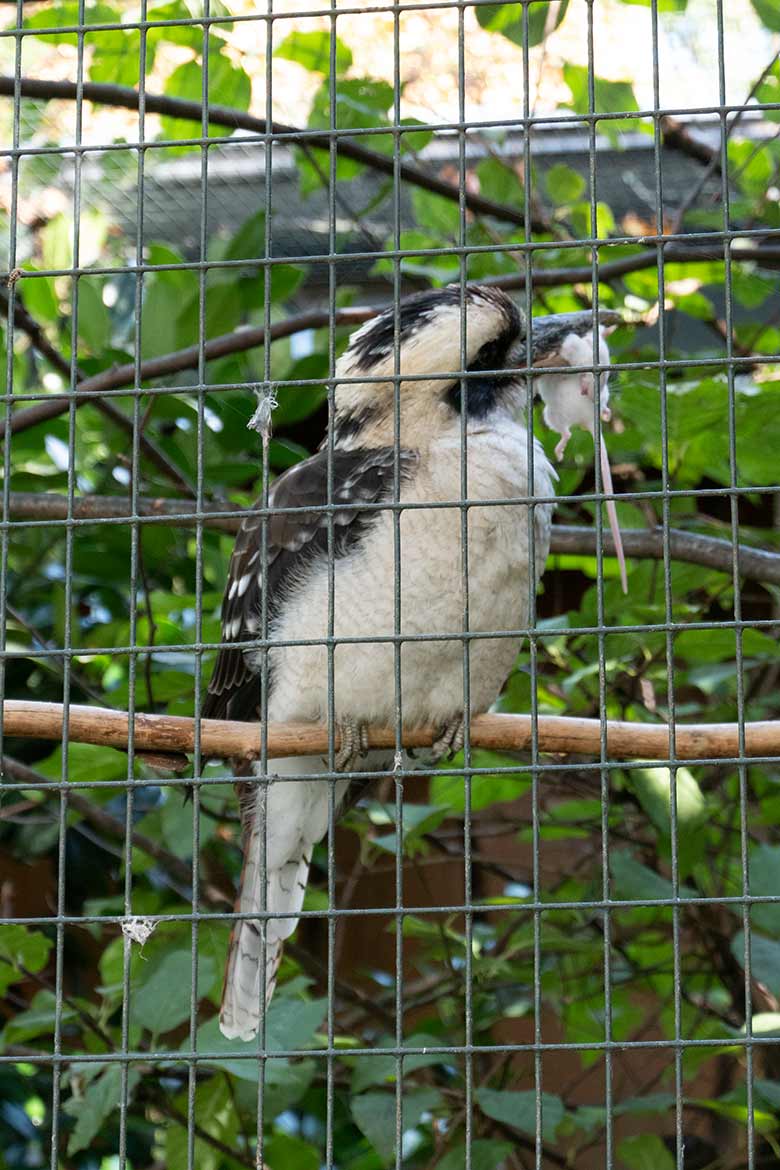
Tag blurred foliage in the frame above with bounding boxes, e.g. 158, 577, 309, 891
1, 2, 780, 1169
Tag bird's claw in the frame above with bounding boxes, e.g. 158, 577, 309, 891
332, 718, 370, 772
429, 715, 466, 764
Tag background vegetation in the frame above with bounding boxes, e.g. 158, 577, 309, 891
1, 1, 780, 1168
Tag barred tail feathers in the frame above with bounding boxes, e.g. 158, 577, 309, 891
219, 760, 334, 1042
219, 845, 310, 1041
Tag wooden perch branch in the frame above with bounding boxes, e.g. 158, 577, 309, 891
3, 701, 779, 763
7, 492, 780, 586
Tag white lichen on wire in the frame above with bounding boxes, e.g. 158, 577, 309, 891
121, 916, 157, 946
247, 384, 279, 465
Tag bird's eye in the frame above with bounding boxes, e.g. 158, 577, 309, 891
469, 339, 504, 372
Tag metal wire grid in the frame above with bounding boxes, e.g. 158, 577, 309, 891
0, 2, 777, 1169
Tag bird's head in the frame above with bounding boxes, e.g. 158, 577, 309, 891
332, 285, 627, 593
333, 285, 522, 445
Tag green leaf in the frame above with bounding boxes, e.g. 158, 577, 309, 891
301, 76, 395, 191
367, 801, 452, 857
350, 1033, 446, 1092
731, 931, 780, 997
751, 0, 780, 30
729, 139, 774, 197
193, 991, 326, 1078
89, 27, 152, 88
627, 766, 708, 876
263, 1132, 319, 1170
411, 187, 461, 236
545, 162, 586, 204
691, 1085, 778, 1134
430, 768, 529, 814
744, 1013, 780, 1036
617, 0, 687, 8
64, 1065, 141, 1155
0, 926, 52, 994
476, 1, 570, 47
610, 850, 694, 902
40, 212, 73, 271
274, 30, 352, 75
436, 1140, 515, 1170
475, 156, 523, 206
563, 65, 639, 142
141, 266, 196, 360
570, 199, 616, 238
34, 743, 130, 784
133, 947, 217, 1034
76, 280, 110, 355
476, 1087, 564, 1141
147, 0, 206, 48
19, 269, 59, 324
1, 990, 79, 1048
746, 844, 780, 936
24, 1, 117, 43
351, 1088, 441, 1163
618, 1134, 675, 1170
161, 52, 251, 144
755, 59, 780, 121
164, 1077, 236, 1170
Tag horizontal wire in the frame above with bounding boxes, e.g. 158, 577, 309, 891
5, 228, 780, 282
2, 750, 779, 794
0, 1034, 773, 1068
0, 0, 744, 35
0, 104, 769, 160
0, 82, 776, 140
5, 485, 780, 524
5, 887, 780, 927
3, 612, 780, 661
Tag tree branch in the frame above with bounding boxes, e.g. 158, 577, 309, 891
1, 286, 196, 494
5, 307, 374, 438
0, 75, 548, 232
7, 493, 779, 585
3, 76, 778, 282
3, 701, 779, 762
660, 116, 719, 170
485, 241, 780, 291
1, 755, 232, 905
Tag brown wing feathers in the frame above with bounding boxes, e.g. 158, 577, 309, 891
202, 446, 417, 723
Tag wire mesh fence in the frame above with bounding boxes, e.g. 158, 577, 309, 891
1, 2, 779, 1168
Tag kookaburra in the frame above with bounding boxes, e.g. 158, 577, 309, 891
203, 285, 625, 1041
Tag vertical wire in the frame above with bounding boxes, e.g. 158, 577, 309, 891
324, 7, 338, 1167
455, 8, 473, 1170
715, 4, 754, 1164
519, 5, 542, 1163
118, 4, 149, 1166
48, 7, 86, 1165
0, 0, 24, 1016
187, 6, 210, 1167
648, 3, 683, 1165
391, 5, 405, 1167
256, 0, 276, 1160
584, 4, 613, 1166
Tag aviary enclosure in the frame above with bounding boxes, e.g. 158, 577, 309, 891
1, 1, 780, 1168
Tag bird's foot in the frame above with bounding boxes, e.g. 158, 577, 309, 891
430, 715, 466, 764
554, 428, 571, 462
333, 717, 370, 772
